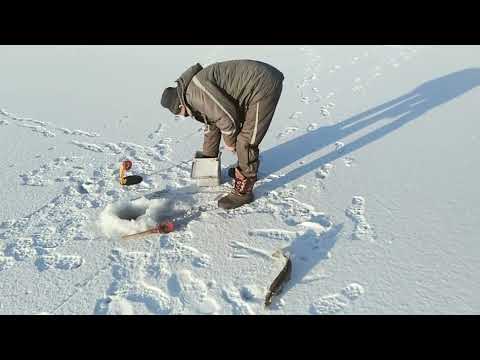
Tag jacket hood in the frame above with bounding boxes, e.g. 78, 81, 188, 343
176, 63, 203, 111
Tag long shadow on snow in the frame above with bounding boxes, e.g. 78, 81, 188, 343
274, 223, 344, 305
256, 68, 480, 196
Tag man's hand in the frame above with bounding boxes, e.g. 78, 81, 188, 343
224, 144, 236, 153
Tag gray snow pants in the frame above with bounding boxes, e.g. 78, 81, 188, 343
236, 82, 283, 178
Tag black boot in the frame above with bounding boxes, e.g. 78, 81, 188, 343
218, 168, 256, 210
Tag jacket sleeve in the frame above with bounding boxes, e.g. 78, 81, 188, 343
203, 124, 221, 157
188, 77, 240, 147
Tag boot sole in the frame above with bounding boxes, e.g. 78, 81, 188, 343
218, 194, 255, 210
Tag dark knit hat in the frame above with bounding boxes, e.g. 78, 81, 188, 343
161, 87, 181, 114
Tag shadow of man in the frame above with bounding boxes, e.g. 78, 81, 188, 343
256, 68, 480, 195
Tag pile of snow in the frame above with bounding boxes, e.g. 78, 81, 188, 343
98, 196, 193, 238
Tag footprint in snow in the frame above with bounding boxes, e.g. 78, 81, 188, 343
289, 111, 303, 120
319, 106, 330, 117
343, 157, 355, 167
277, 127, 298, 138
345, 196, 375, 241
97, 249, 172, 315
310, 283, 365, 315
334, 142, 345, 152
71, 140, 104, 153
35, 253, 83, 271
315, 163, 333, 180
222, 285, 255, 315
168, 269, 220, 315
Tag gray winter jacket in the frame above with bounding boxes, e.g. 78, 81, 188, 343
175, 60, 284, 148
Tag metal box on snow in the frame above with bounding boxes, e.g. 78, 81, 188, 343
191, 151, 222, 187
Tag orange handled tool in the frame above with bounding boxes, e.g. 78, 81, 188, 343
121, 222, 175, 240
119, 160, 142, 186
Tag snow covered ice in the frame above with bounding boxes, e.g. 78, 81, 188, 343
1, 45, 479, 314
